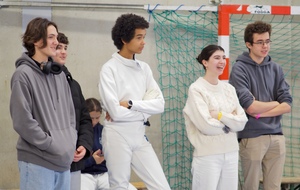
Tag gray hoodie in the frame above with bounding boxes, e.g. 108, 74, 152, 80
10, 53, 77, 172
229, 51, 292, 139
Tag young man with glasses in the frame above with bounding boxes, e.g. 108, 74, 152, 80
229, 21, 292, 190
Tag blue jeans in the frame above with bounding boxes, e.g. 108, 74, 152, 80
18, 161, 70, 190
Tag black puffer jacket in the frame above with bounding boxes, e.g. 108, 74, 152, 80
62, 66, 93, 172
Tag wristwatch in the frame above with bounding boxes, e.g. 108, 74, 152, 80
128, 100, 133, 109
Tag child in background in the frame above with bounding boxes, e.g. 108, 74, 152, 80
81, 98, 137, 190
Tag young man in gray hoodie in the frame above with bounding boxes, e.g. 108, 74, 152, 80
10, 17, 77, 190
229, 21, 292, 190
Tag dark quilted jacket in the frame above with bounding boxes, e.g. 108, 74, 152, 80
62, 65, 93, 172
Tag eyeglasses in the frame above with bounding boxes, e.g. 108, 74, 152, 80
252, 40, 272, 46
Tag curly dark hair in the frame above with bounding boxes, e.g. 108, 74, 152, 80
244, 21, 272, 44
22, 17, 58, 57
112, 13, 149, 50
57, 32, 69, 45
196, 44, 224, 71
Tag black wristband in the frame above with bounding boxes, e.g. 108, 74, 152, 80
223, 126, 230, 134
128, 100, 132, 109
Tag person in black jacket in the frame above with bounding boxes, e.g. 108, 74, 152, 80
53, 32, 93, 190
81, 98, 136, 190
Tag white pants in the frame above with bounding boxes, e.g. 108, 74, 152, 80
191, 151, 239, 190
102, 125, 171, 190
81, 172, 137, 190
